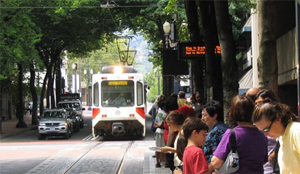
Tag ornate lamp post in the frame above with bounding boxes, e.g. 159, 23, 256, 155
163, 21, 171, 49
162, 20, 178, 97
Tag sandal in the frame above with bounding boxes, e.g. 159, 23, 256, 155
155, 163, 161, 168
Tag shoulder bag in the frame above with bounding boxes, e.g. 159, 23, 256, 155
216, 129, 239, 174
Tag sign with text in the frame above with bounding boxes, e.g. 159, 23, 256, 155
108, 81, 128, 86
60, 93, 80, 100
178, 42, 221, 60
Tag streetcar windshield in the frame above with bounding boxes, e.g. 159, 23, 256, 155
101, 80, 134, 107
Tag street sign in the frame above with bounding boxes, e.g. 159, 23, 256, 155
178, 42, 221, 60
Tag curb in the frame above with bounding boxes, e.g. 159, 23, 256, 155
0, 126, 38, 140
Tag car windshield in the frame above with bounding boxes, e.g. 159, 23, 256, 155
58, 103, 81, 111
42, 111, 66, 118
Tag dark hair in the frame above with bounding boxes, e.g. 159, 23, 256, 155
252, 102, 298, 128
202, 100, 223, 122
170, 93, 178, 100
255, 88, 279, 103
176, 133, 187, 161
165, 96, 178, 113
195, 92, 203, 104
228, 95, 254, 122
182, 117, 208, 140
157, 95, 167, 109
166, 111, 186, 126
190, 93, 196, 102
178, 91, 185, 98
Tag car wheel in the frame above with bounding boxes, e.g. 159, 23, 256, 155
75, 123, 80, 132
38, 134, 45, 140
80, 120, 84, 128
64, 130, 70, 139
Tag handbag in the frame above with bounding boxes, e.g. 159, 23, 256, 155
217, 129, 239, 174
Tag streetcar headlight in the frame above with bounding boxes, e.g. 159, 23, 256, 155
114, 66, 123, 74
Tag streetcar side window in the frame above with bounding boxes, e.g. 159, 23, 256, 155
93, 82, 99, 106
137, 81, 143, 106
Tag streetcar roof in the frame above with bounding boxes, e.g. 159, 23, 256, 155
101, 66, 137, 74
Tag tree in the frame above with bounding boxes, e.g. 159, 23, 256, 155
214, 0, 239, 124
198, 0, 223, 104
184, 0, 206, 99
25, 0, 120, 113
0, 0, 41, 127
257, 0, 278, 94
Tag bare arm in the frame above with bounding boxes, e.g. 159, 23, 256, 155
208, 156, 224, 173
160, 146, 176, 153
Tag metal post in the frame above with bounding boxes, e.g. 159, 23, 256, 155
74, 64, 77, 93
87, 71, 90, 106
165, 34, 169, 49
158, 73, 160, 96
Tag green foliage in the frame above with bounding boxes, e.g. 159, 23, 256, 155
0, 0, 41, 80
228, 0, 256, 39
145, 70, 162, 102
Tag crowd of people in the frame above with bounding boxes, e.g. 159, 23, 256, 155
149, 89, 299, 174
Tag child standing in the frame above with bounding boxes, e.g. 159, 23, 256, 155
154, 95, 167, 167
181, 117, 209, 174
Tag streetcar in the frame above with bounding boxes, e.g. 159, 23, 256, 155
91, 66, 146, 138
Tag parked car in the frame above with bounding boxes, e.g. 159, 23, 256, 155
38, 108, 73, 140
58, 99, 85, 129
65, 108, 80, 133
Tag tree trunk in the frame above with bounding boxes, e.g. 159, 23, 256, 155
214, 0, 239, 125
46, 69, 51, 108
51, 70, 55, 108
55, 56, 62, 104
199, 0, 223, 104
29, 63, 38, 125
40, 70, 48, 115
257, 0, 278, 94
16, 63, 27, 128
184, 0, 205, 100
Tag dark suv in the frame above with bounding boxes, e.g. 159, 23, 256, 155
65, 108, 80, 132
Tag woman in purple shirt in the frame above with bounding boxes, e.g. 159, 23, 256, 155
208, 95, 268, 173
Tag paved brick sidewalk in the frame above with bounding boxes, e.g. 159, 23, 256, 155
0, 113, 37, 140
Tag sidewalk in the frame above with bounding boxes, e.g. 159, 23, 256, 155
143, 150, 172, 174
0, 113, 37, 140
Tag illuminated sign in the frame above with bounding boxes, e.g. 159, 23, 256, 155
178, 42, 221, 60
108, 81, 128, 85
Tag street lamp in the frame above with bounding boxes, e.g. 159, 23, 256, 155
72, 63, 78, 93
84, 69, 93, 106
163, 21, 177, 49
163, 21, 171, 49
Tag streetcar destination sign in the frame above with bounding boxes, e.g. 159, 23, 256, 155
108, 81, 128, 85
